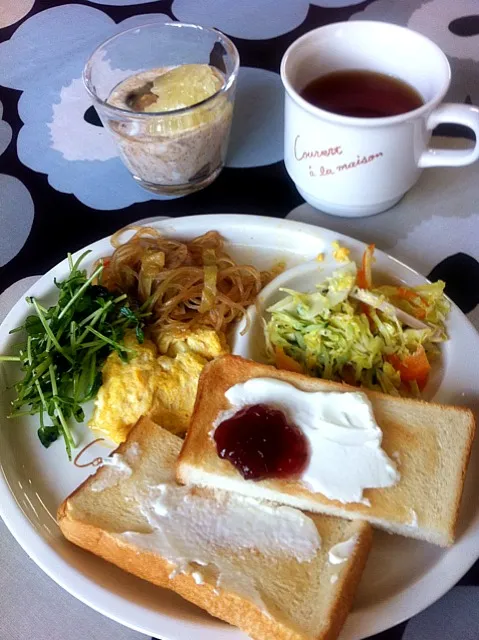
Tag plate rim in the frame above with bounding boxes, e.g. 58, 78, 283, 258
0, 213, 478, 640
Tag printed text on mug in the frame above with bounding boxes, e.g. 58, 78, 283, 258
294, 135, 383, 177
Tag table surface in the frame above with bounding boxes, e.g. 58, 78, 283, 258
1, 1, 478, 639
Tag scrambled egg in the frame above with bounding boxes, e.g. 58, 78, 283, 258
89, 327, 228, 443
332, 241, 351, 263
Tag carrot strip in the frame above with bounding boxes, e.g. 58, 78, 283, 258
275, 346, 303, 373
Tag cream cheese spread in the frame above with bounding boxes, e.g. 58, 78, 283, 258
328, 534, 359, 565
119, 484, 321, 561
90, 453, 132, 493
192, 571, 204, 585
115, 481, 321, 609
409, 509, 418, 528
213, 378, 399, 503
90, 443, 140, 493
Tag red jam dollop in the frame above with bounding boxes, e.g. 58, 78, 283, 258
213, 403, 309, 481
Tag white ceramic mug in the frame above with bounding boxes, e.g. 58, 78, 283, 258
280, 21, 479, 217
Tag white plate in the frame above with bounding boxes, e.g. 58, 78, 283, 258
0, 214, 478, 640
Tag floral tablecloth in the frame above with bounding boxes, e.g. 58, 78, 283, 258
0, 1, 478, 640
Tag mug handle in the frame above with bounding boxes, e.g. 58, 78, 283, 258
418, 103, 479, 168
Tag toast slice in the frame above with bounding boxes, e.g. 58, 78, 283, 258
58, 416, 373, 640
177, 355, 476, 547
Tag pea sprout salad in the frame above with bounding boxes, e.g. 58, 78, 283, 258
0, 252, 146, 459
265, 244, 450, 397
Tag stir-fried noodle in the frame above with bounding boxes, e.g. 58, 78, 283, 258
100, 226, 282, 336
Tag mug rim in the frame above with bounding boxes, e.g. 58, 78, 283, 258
280, 20, 451, 128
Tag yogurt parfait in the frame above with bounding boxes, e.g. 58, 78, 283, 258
83, 23, 239, 196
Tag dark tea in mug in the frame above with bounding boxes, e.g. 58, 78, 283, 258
300, 69, 424, 118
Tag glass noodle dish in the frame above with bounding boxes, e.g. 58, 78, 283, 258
100, 226, 283, 337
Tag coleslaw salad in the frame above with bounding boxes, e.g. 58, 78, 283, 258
265, 245, 450, 397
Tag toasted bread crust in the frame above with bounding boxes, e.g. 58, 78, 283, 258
58, 508, 372, 640
178, 356, 476, 546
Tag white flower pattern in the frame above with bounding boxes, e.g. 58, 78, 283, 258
0, 100, 34, 267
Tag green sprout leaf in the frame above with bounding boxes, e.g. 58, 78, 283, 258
38, 425, 60, 448
0, 252, 146, 460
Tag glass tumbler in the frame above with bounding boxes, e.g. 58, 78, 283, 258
83, 22, 239, 196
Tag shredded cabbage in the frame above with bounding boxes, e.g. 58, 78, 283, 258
265, 254, 450, 397
199, 249, 218, 313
